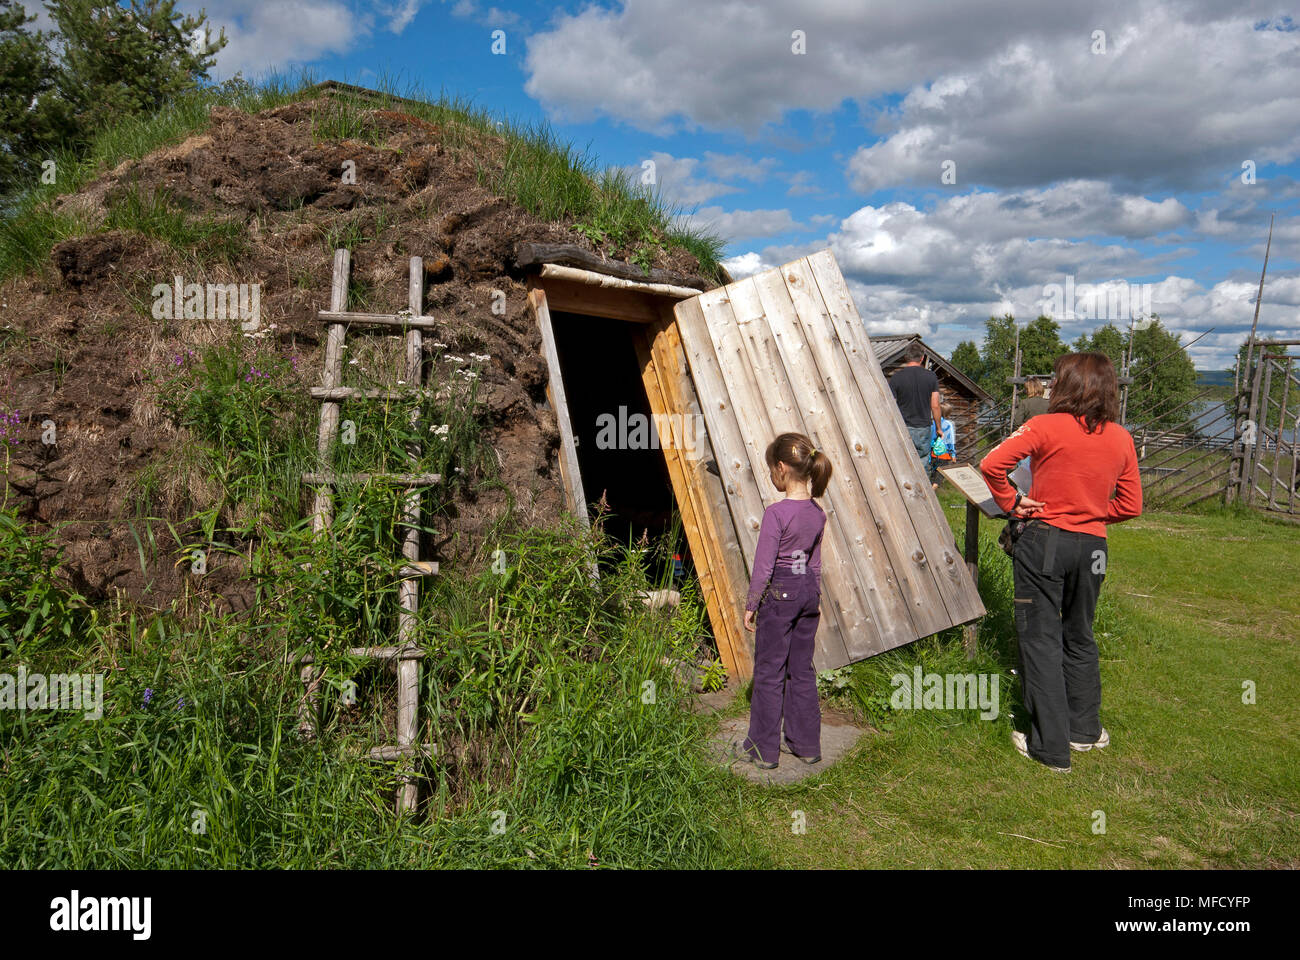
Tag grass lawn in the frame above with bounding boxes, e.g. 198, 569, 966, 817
720, 493, 1300, 868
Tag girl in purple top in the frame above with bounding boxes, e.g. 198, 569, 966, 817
733, 432, 832, 770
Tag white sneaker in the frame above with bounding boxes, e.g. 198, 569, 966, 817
1011, 730, 1070, 772
1070, 728, 1110, 752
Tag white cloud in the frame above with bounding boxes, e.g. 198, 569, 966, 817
199, 1, 373, 78
682, 206, 801, 242
725, 188, 1300, 367
524, 1, 1300, 192
632, 152, 740, 207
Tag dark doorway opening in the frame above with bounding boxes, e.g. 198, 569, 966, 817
550, 311, 688, 576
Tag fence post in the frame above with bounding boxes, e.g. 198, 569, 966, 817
962, 501, 979, 660
1240, 349, 1267, 505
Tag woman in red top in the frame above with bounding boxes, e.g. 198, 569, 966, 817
980, 353, 1142, 771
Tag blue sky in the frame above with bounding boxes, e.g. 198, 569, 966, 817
165, 0, 1300, 370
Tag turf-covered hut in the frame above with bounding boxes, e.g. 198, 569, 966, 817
870, 334, 992, 462
522, 246, 985, 681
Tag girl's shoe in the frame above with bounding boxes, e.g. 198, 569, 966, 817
731, 739, 777, 770
1011, 730, 1069, 772
1070, 728, 1110, 752
780, 742, 822, 764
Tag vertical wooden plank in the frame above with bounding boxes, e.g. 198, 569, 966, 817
657, 318, 754, 677
807, 250, 984, 624
672, 297, 770, 560
1269, 359, 1288, 511
396, 256, 423, 814
312, 248, 351, 533
963, 503, 979, 659
301, 248, 351, 738
528, 288, 589, 523
634, 321, 749, 679
1241, 350, 1267, 505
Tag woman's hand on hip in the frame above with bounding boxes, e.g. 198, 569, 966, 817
743, 610, 756, 632
1013, 496, 1045, 517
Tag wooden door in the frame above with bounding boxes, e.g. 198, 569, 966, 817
674, 250, 985, 669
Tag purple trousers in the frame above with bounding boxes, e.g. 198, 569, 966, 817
744, 573, 822, 764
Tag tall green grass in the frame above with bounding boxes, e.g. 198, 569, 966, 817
0, 503, 749, 868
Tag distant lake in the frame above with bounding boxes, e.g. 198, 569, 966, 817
1178, 400, 1297, 444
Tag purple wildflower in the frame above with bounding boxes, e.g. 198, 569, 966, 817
143, 688, 153, 705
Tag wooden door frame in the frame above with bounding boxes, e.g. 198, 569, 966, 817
526, 275, 752, 679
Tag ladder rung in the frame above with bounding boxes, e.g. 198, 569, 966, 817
295, 645, 426, 665
296, 561, 438, 576
312, 387, 431, 401
319, 310, 439, 330
366, 743, 435, 761
303, 471, 442, 486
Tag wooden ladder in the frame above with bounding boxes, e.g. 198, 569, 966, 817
297, 249, 440, 814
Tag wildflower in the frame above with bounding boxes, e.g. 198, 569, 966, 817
143, 688, 153, 706
349, 358, 359, 365
176, 697, 185, 709
445, 355, 465, 363
432, 342, 448, 349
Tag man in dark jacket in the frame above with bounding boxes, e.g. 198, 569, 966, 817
889, 342, 943, 480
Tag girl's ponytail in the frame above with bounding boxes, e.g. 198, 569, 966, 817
807, 446, 833, 498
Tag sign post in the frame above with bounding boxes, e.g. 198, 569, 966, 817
938, 464, 1009, 660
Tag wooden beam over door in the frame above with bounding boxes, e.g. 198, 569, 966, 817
535, 277, 662, 325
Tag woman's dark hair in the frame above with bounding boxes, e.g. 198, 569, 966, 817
1048, 352, 1120, 434
765, 432, 832, 498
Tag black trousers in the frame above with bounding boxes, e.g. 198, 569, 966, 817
1011, 521, 1107, 768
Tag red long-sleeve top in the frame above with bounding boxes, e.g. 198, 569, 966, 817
979, 413, 1143, 537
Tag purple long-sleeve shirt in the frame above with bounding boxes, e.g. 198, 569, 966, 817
745, 498, 826, 611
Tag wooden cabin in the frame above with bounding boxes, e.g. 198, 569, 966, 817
871, 334, 993, 463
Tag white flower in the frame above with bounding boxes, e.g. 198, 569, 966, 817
349, 358, 359, 365
430, 424, 449, 436
446, 355, 465, 363
432, 342, 447, 349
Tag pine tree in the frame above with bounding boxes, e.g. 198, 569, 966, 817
0, 1, 69, 198
47, 0, 226, 142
